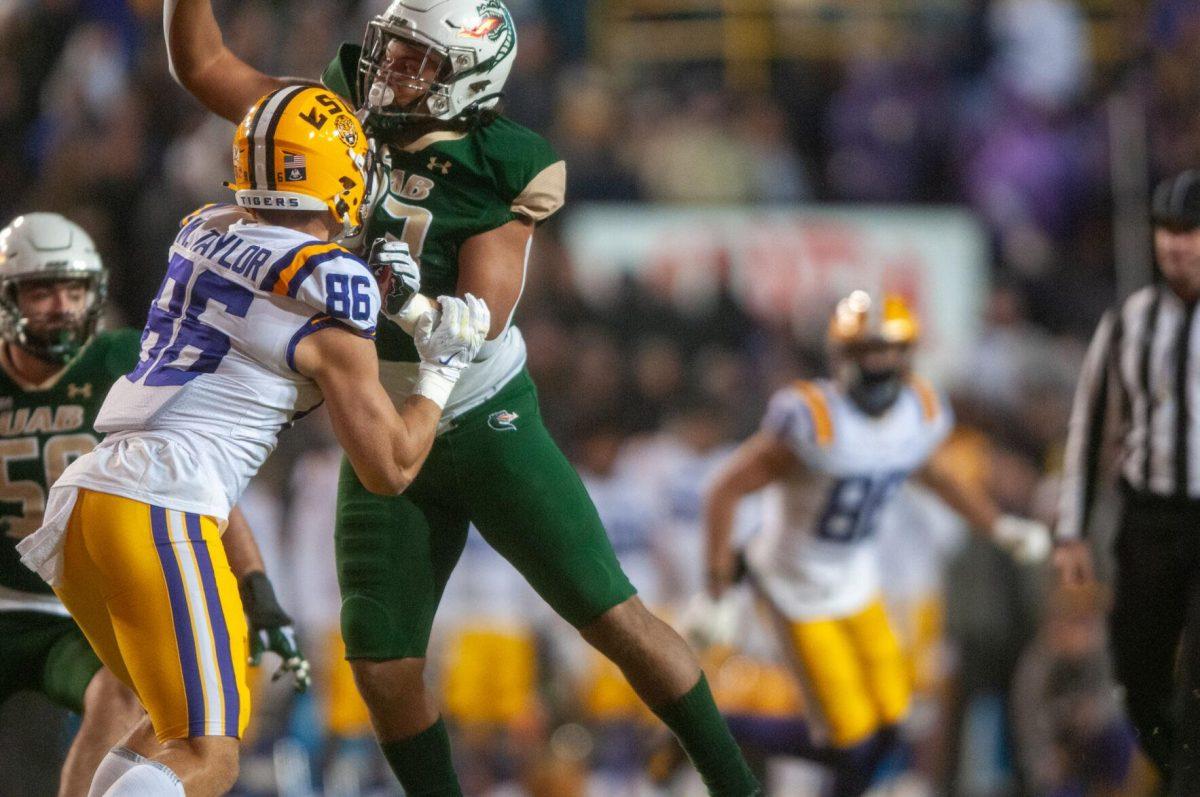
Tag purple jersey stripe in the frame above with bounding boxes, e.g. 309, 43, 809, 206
285, 314, 341, 373
258, 239, 322, 293
284, 249, 347, 299
150, 505, 206, 735
184, 513, 240, 738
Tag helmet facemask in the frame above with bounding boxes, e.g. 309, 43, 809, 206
836, 341, 912, 417
0, 272, 107, 364
355, 0, 517, 132
359, 22, 454, 126
333, 145, 375, 241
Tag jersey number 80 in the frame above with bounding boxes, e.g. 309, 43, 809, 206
816, 471, 907, 544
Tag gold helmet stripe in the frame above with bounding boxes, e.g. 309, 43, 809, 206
244, 97, 270, 192
251, 85, 307, 189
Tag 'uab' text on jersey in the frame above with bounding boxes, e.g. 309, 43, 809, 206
0, 330, 140, 613
58, 204, 380, 520
324, 44, 565, 423
746, 378, 952, 620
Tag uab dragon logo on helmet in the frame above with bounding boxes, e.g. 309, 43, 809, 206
0, 213, 107, 364
358, 0, 518, 127
229, 86, 372, 239
458, 1, 515, 54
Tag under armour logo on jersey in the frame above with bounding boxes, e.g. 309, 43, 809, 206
67, 383, 92, 399
427, 157, 452, 175
488, 410, 519, 432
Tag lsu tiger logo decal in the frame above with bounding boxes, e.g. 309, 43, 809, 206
336, 115, 359, 147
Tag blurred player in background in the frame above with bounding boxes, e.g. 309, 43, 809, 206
704, 291, 1050, 796
1011, 585, 1142, 795
15, 87, 489, 796
0, 212, 143, 797
0, 212, 305, 795
165, 1, 761, 794
435, 529, 545, 794
626, 400, 743, 607
283, 414, 381, 791
574, 419, 666, 788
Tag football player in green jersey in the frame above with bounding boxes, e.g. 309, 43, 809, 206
0, 212, 308, 795
165, 1, 760, 794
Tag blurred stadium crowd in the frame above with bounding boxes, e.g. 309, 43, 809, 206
3, 0, 1200, 794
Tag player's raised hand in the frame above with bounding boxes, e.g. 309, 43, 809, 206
414, 293, 490, 370
678, 590, 743, 651
991, 514, 1053, 565
240, 572, 311, 693
368, 238, 421, 318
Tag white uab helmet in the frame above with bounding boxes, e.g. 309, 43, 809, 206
0, 213, 107, 363
358, 0, 517, 126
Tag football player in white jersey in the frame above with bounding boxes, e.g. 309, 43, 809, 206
703, 291, 1049, 796
0, 211, 308, 795
16, 86, 489, 797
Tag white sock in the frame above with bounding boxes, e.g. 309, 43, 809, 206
88, 747, 146, 797
102, 761, 184, 796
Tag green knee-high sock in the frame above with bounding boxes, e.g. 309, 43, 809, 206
651, 675, 762, 796
379, 717, 463, 797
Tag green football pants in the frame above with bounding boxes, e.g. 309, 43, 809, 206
336, 369, 636, 659
0, 609, 102, 713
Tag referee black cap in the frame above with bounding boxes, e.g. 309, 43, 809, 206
1152, 170, 1200, 230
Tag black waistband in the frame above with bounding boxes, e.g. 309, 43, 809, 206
1120, 479, 1200, 511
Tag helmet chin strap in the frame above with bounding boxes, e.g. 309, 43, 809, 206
847, 366, 903, 416
20, 324, 83, 365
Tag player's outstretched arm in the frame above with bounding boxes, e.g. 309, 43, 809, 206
916, 444, 1051, 564
295, 327, 440, 495
165, 0, 302, 122
294, 294, 489, 495
703, 432, 797, 597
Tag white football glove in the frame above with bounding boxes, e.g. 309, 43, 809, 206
367, 238, 423, 325
991, 514, 1052, 564
413, 293, 490, 408
678, 590, 744, 651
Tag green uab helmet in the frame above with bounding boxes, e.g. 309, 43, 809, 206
0, 213, 107, 363
358, 0, 517, 129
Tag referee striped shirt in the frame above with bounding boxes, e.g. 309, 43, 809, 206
1058, 283, 1200, 540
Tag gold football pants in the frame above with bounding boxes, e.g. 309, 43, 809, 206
55, 489, 250, 741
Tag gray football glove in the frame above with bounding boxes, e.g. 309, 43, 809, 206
240, 572, 310, 693
367, 238, 420, 318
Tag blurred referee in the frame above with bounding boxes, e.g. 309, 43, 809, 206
1055, 170, 1200, 792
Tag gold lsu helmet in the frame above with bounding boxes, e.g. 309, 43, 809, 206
827, 290, 919, 348
230, 86, 371, 237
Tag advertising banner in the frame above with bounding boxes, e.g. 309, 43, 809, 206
562, 205, 990, 382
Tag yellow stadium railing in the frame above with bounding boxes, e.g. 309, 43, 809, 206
590, 0, 1136, 90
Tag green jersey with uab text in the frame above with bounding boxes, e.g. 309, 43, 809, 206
0, 329, 141, 613
323, 44, 566, 422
